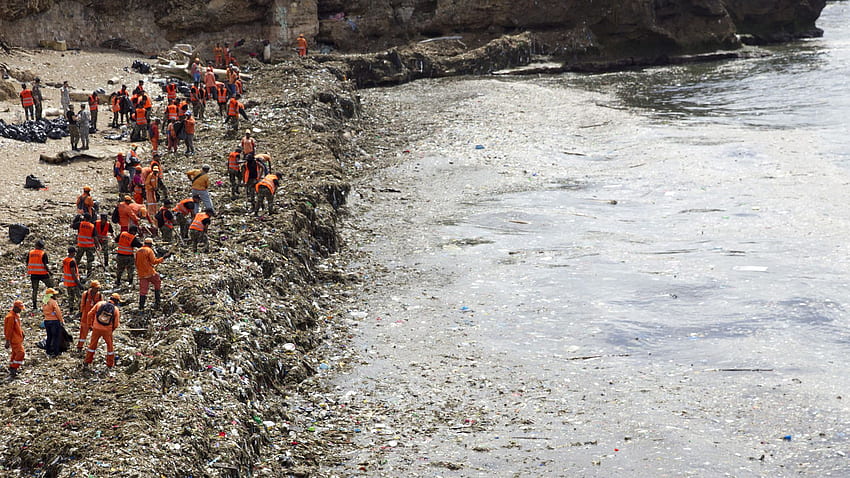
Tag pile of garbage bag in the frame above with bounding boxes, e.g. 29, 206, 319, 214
0, 118, 68, 143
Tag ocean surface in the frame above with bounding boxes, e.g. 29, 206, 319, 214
342, 2, 850, 475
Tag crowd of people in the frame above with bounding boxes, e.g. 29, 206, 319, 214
5, 44, 290, 379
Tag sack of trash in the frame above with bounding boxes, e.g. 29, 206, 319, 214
25, 174, 45, 189
8, 224, 29, 244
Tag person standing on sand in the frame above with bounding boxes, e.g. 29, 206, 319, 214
32, 78, 43, 120
4, 300, 25, 379
66, 105, 80, 151
184, 111, 196, 155
77, 280, 102, 353
88, 91, 99, 132
19, 84, 35, 121
27, 240, 54, 311
296, 34, 308, 57
60, 81, 71, 113
78, 103, 91, 150
61, 246, 82, 316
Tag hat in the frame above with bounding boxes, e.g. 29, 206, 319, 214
186, 111, 192, 116
44, 288, 59, 296
135, 165, 142, 170
124, 195, 132, 202
12, 300, 24, 310
152, 165, 160, 171
83, 185, 92, 192
90, 280, 101, 288
144, 237, 154, 244
131, 143, 138, 149
245, 129, 251, 134
110, 293, 122, 302
202, 164, 211, 171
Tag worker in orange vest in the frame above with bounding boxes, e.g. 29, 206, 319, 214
135, 237, 171, 310
165, 81, 177, 103
226, 94, 248, 133
254, 173, 281, 216
4, 300, 25, 378
94, 213, 113, 268
144, 165, 161, 217
133, 103, 148, 140
42, 287, 64, 358
241, 153, 265, 208
155, 199, 176, 243
296, 34, 308, 57
184, 111, 196, 155
115, 225, 142, 288
215, 82, 228, 115
214, 44, 224, 67
84, 293, 121, 369
76, 185, 96, 217
19, 83, 35, 121
76, 280, 102, 353
133, 80, 145, 96
226, 146, 242, 198
204, 65, 217, 98
72, 213, 98, 278
191, 82, 207, 121
62, 247, 82, 316
87, 91, 99, 132
27, 239, 54, 311
173, 196, 199, 239
189, 208, 213, 253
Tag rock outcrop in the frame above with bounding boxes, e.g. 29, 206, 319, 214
0, 0, 828, 62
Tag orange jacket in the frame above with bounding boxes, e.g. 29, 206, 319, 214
227, 98, 242, 117
80, 288, 103, 319
117, 232, 137, 256
166, 83, 177, 100
88, 94, 99, 111
174, 198, 196, 216
166, 104, 177, 120
134, 245, 164, 279
184, 116, 196, 135
42, 298, 63, 323
227, 151, 241, 171
117, 202, 137, 228
88, 301, 120, 332
4, 310, 23, 344
216, 84, 227, 104
135, 107, 147, 125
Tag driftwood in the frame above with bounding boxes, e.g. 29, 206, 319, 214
40, 149, 117, 165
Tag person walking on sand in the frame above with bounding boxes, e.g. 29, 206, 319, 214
60, 81, 71, 113
42, 288, 64, 358
32, 78, 43, 120
19, 83, 35, 121
76, 280, 102, 353
296, 34, 308, 57
88, 91, 99, 132
184, 111, 196, 155
187, 164, 214, 214
66, 105, 80, 151
4, 300, 25, 379
136, 238, 171, 310
84, 293, 121, 369
72, 213, 97, 279
27, 239, 54, 311
78, 103, 91, 150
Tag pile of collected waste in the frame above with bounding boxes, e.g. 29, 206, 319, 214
0, 117, 67, 143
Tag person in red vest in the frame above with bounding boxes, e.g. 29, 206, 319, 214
184, 111, 196, 155
226, 146, 242, 198
216, 82, 228, 116
226, 94, 248, 133
19, 83, 35, 121
254, 173, 281, 216
84, 293, 121, 370
165, 81, 177, 103
155, 199, 176, 243
87, 91, 99, 132
4, 300, 25, 378
26, 239, 53, 311
296, 34, 308, 57
173, 196, 199, 240
62, 247, 82, 315
133, 103, 148, 140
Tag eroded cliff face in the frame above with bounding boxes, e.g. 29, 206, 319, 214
0, 0, 827, 63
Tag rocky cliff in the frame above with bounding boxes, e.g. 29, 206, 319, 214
0, 0, 827, 62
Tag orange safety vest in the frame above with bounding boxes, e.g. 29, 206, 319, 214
189, 212, 209, 232
77, 221, 96, 248
242, 160, 262, 183
174, 198, 195, 216
116, 232, 136, 256
190, 86, 198, 102
27, 250, 48, 275
111, 96, 120, 112
227, 151, 240, 171
166, 104, 178, 121
158, 207, 174, 229
88, 94, 99, 111
20, 89, 34, 107
95, 219, 110, 237
135, 107, 147, 125
166, 83, 177, 100
216, 85, 227, 104
227, 98, 240, 117
62, 257, 79, 287
256, 174, 277, 195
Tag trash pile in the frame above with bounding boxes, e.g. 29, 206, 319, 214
0, 117, 67, 143
0, 58, 369, 476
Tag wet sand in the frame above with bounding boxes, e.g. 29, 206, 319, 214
326, 74, 850, 476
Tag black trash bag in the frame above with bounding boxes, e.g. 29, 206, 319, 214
8, 224, 29, 244
60, 325, 73, 352
36, 339, 46, 349
132, 60, 151, 74
25, 174, 45, 189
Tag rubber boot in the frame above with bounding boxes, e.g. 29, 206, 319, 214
8, 367, 17, 379
138, 295, 146, 311
154, 289, 161, 309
